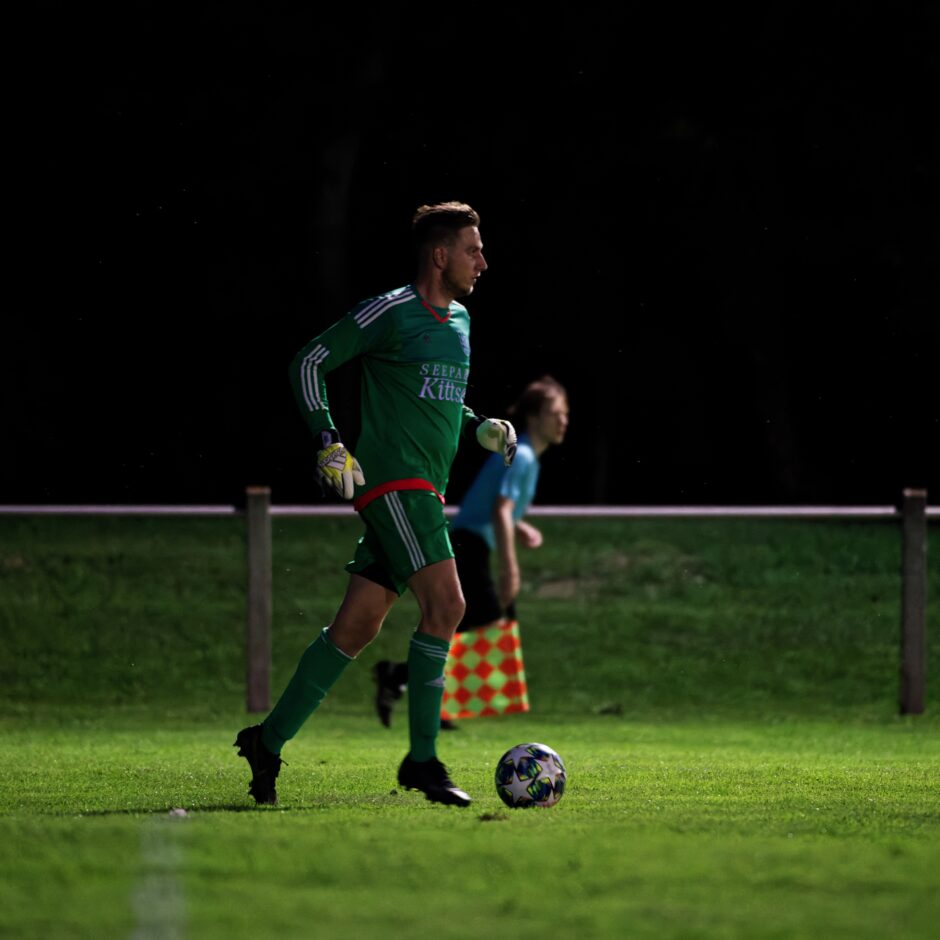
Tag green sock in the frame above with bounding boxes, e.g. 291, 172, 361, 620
261, 628, 352, 754
407, 631, 450, 762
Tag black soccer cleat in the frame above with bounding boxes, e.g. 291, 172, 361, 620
234, 724, 283, 806
397, 755, 472, 807
373, 660, 407, 728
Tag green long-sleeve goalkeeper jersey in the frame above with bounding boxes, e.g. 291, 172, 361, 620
289, 284, 479, 504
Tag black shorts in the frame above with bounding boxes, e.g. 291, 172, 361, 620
452, 528, 515, 632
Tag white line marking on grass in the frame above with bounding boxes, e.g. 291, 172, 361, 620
130, 818, 186, 940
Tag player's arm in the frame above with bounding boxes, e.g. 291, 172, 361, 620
492, 495, 520, 608
462, 407, 518, 467
289, 314, 374, 499
515, 518, 543, 549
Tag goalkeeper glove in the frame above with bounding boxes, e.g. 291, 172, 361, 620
316, 429, 365, 500
475, 417, 518, 467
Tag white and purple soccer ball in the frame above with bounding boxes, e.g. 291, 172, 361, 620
495, 743, 567, 808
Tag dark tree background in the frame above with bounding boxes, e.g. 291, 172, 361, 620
8, 2, 938, 507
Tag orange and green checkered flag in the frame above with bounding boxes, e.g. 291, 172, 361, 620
441, 619, 529, 720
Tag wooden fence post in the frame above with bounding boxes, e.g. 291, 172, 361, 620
900, 488, 927, 715
246, 486, 272, 713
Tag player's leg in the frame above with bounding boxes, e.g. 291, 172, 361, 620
404, 557, 465, 755
235, 538, 397, 805
260, 573, 396, 753
360, 491, 462, 746
427, 527, 506, 731
397, 556, 471, 805
452, 528, 504, 634
372, 527, 501, 728
357, 491, 471, 805
329, 572, 399, 656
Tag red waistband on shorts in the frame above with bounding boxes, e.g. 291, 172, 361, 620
353, 478, 446, 513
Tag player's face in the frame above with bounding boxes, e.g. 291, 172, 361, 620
533, 396, 569, 446
441, 226, 487, 298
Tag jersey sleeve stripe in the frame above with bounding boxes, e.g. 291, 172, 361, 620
353, 288, 415, 329
300, 345, 330, 411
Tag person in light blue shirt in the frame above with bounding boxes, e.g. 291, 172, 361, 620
374, 376, 569, 727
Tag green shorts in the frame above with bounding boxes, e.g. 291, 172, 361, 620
345, 489, 454, 596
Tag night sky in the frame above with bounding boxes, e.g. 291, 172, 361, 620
8, 2, 938, 507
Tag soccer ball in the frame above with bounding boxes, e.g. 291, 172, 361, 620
495, 742, 566, 808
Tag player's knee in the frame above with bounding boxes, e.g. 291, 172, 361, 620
329, 614, 384, 657
425, 591, 466, 634
448, 593, 467, 628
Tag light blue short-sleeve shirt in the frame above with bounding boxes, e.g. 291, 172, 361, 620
452, 434, 540, 549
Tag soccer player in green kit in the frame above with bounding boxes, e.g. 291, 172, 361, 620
234, 202, 517, 807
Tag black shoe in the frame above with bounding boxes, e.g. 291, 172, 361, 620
397, 755, 471, 807
234, 724, 283, 805
373, 660, 407, 728
440, 718, 459, 732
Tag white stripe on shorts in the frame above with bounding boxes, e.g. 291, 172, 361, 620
384, 491, 426, 572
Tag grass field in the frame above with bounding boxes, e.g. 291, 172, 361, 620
1, 515, 938, 938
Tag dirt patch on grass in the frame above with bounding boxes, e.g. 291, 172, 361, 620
533, 576, 607, 598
